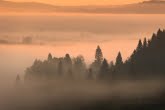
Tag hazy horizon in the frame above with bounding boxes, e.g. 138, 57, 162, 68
0, 0, 145, 6
0, 14, 165, 84
0, 0, 165, 109
1, 0, 165, 14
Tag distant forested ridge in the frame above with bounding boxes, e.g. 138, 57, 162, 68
24, 29, 165, 81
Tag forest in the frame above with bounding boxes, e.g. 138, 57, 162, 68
21, 29, 165, 82
8, 29, 165, 110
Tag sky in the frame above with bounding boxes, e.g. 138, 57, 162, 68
7, 0, 145, 5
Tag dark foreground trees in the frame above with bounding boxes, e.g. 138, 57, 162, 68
24, 29, 165, 81
126, 29, 165, 77
99, 59, 109, 79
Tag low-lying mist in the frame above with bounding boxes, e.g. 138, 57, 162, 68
0, 14, 165, 110
0, 79, 165, 110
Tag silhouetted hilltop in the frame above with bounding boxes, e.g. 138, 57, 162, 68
0, 0, 57, 12
142, 0, 165, 4
1, 0, 165, 14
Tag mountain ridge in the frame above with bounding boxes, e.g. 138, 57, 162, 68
0, 0, 165, 14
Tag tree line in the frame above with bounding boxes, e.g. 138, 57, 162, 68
20, 29, 165, 82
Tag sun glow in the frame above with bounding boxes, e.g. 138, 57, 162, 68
7, 0, 144, 6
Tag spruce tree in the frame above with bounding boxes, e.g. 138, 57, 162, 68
99, 59, 109, 79
143, 38, 147, 49
95, 45, 103, 64
137, 39, 143, 52
109, 61, 114, 68
115, 52, 123, 66
65, 54, 72, 73
48, 53, 53, 61
65, 54, 72, 64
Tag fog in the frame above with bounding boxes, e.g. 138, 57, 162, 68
0, 79, 165, 110
0, 14, 165, 83
0, 14, 165, 109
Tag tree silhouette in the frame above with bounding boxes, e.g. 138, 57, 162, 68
58, 60, 63, 77
143, 38, 147, 49
95, 45, 103, 64
99, 59, 109, 79
65, 54, 72, 64
137, 39, 143, 52
73, 55, 86, 75
48, 53, 53, 61
64, 54, 72, 73
124, 29, 165, 77
90, 46, 104, 75
24, 29, 165, 81
109, 61, 114, 68
115, 52, 123, 66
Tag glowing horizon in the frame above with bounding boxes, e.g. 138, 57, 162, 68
6, 0, 144, 6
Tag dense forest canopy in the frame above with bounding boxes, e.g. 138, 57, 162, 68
24, 29, 165, 81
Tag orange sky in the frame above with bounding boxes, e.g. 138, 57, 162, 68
8, 0, 144, 5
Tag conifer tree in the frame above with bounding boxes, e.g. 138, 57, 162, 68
95, 45, 103, 64
64, 54, 72, 73
99, 59, 109, 79
137, 39, 143, 52
109, 61, 114, 68
48, 53, 53, 61
65, 54, 72, 63
115, 52, 123, 66
157, 28, 162, 36
143, 38, 147, 49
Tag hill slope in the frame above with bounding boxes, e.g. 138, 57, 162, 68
0, 0, 165, 14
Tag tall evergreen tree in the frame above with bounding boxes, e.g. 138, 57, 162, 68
143, 38, 147, 49
64, 54, 72, 73
109, 61, 114, 68
137, 39, 143, 52
90, 46, 104, 75
115, 52, 123, 66
65, 54, 72, 64
99, 59, 109, 79
151, 33, 157, 42
74, 55, 86, 73
48, 53, 53, 61
95, 45, 103, 64
157, 28, 162, 36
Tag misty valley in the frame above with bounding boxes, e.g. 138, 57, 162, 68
1, 29, 164, 110
0, 13, 165, 110
23, 29, 165, 81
